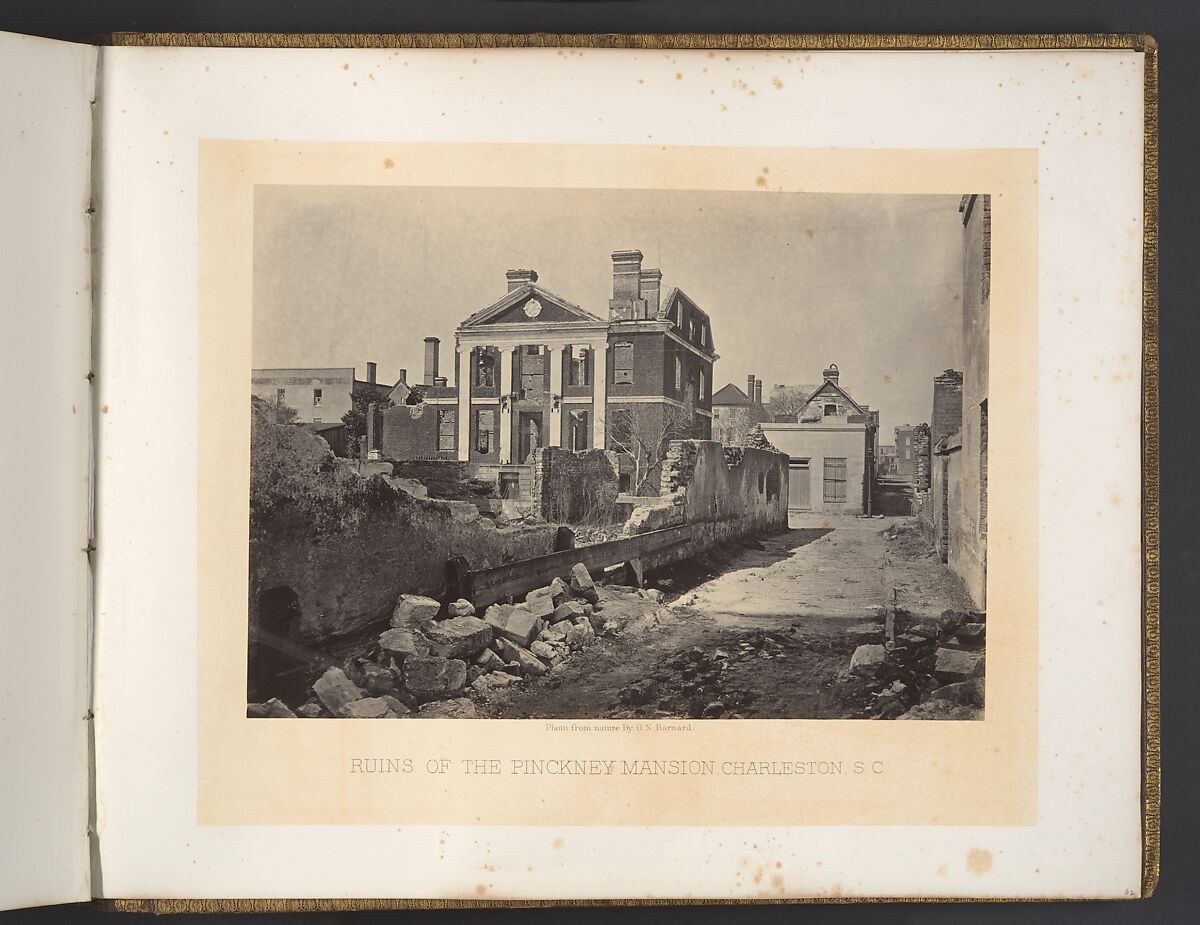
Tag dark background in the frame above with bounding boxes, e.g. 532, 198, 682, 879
1, 1, 1195, 923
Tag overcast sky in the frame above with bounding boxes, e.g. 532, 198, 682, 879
253, 186, 966, 441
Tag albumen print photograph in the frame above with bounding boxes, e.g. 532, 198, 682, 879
247, 185, 990, 722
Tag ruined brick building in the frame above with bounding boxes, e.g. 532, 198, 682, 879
759, 364, 879, 514
382, 249, 716, 496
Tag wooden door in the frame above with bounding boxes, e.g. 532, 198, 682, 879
788, 460, 811, 510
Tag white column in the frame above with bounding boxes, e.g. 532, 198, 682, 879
456, 347, 471, 462
548, 344, 564, 448
498, 345, 514, 464
592, 340, 608, 450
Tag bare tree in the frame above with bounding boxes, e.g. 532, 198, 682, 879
767, 385, 811, 421
607, 400, 697, 495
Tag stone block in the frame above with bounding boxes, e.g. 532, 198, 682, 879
495, 637, 522, 664
530, 640, 562, 666
955, 623, 986, 647
472, 648, 505, 672
447, 599, 477, 618
378, 628, 429, 662
339, 696, 392, 719
391, 594, 441, 629
423, 616, 493, 660
417, 698, 477, 718
485, 604, 542, 648
550, 600, 587, 624
568, 562, 595, 595
933, 648, 982, 683
549, 577, 569, 606
247, 698, 296, 719
515, 646, 549, 677
380, 695, 412, 717
525, 587, 557, 620
296, 702, 324, 719
929, 679, 985, 708
849, 644, 887, 678
361, 662, 398, 695
403, 656, 468, 702
897, 700, 982, 721
540, 621, 570, 643
565, 622, 595, 651
312, 666, 364, 714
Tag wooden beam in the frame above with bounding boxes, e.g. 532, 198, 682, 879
459, 523, 697, 608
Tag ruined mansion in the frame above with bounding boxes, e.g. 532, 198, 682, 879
379, 249, 716, 496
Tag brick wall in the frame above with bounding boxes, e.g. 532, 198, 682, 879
913, 423, 932, 491
931, 369, 964, 446
530, 447, 622, 525
381, 401, 452, 460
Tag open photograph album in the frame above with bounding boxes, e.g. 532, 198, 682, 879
0, 30, 1157, 909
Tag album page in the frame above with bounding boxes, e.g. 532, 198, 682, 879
0, 32, 96, 911
92, 41, 1149, 900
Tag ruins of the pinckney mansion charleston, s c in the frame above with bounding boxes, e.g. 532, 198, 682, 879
379, 249, 716, 498
249, 211, 989, 723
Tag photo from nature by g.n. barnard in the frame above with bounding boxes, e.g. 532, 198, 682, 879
246, 184, 990, 721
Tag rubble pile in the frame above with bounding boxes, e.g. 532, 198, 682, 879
248, 562, 618, 719
845, 608, 986, 720
616, 629, 804, 719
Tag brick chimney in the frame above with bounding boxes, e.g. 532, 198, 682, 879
608, 250, 646, 320
506, 269, 538, 292
755, 380, 763, 405
366, 361, 377, 385
822, 363, 840, 385
396, 368, 407, 385
423, 337, 440, 386
747, 374, 756, 399
639, 267, 662, 318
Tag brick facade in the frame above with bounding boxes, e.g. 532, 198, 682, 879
385, 249, 716, 500
931, 368, 964, 446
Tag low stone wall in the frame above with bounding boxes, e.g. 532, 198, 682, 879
249, 411, 559, 647
530, 447, 621, 525
624, 440, 790, 549
251, 493, 559, 645
388, 459, 498, 501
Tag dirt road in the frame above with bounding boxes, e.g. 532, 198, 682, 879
485, 515, 975, 720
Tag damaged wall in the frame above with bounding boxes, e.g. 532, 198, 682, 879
249, 406, 559, 649
530, 447, 621, 525
625, 440, 789, 543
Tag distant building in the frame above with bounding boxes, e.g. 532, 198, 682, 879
877, 444, 898, 478
712, 374, 768, 446
252, 362, 402, 457
251, 366, 356, 425
382, 249, 716, 496
760, 364, 878, 514
894, 424, 919, 483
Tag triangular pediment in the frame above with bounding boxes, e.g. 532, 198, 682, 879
460, 284, 605, 329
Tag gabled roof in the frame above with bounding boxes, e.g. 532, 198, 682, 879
657, 286, 716, 352
806, 379, 867, 416
459, 282, 605, 329
354, 378, 395, 402
712, 383, 751, 406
